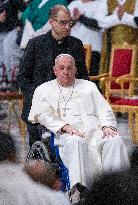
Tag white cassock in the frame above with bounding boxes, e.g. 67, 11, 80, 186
28, 79, 129, 188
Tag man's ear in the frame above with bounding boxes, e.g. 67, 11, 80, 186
53, 66, 56, 75
75, 67, 78, 77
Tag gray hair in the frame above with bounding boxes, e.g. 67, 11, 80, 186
49, 4, 70, 19
55, 54, 75, 61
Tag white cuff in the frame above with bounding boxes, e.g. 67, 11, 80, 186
121, 12, 137, 28
98, 12, 120, 29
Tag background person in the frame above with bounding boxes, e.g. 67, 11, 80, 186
24, 159, 62, 191
96, 0, 138, 76
0, 5, 6, 65
0, 0, 26, 84
68, 0, 102, 76
86, 170, 138, 205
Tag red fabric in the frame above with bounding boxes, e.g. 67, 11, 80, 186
113, 99, 138, 106
111, 49, 132, 89
109, 96, 122, 103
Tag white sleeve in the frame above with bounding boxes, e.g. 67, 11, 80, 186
28, 87, 66, 133
121, 0, 138, 28
91, 84, 117, 128
95, 0, 121, 29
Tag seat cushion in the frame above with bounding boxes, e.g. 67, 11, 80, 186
109, 96, 122, 103
113, 99, 138, 106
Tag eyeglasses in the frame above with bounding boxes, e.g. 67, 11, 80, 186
53, 19, 73, 27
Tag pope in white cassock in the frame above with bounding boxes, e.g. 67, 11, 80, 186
28, 54, 129, 189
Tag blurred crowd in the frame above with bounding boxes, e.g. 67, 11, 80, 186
0, 131, 137, 204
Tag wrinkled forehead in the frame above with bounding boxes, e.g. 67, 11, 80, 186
55, 54, 75, 66
56, 10, 71, 19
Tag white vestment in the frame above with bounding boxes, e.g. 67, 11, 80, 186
0, 163, 70, 205
96, 0, 138, 29
68, 0, 102, 53
3, 29, 24, 79
29, 79, 129, 188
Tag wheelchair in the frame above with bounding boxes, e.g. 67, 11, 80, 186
26, 126, 70, 192
26, 125, 89, 204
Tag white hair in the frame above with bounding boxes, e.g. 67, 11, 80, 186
55, 54, 75, 62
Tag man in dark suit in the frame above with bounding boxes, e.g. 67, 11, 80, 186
18, 5, 89, 146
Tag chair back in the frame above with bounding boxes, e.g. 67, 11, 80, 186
83, 45, 92, 73
107, 43, 136, 97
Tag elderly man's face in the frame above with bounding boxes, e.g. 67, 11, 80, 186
54, 56, 76, 87
0, 10, 6, 23
49, 10, 72, 40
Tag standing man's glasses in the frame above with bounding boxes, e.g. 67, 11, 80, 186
54, 19, 73, 27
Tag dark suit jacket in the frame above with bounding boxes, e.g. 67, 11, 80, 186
18, 30, 89, 122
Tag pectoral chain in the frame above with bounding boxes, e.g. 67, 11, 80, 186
57, 82, 75, 117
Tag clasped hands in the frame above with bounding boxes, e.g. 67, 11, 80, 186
72, 5, 124, 21
116, 4, 124, 20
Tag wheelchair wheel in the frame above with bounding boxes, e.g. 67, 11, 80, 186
26, 137, 70, 191
26, 141, 51, 162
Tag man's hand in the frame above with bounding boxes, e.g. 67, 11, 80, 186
116, 4, 124, 20
102, 127, 117, 138
61, 124, 84, 138
72, 8, 82, 21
